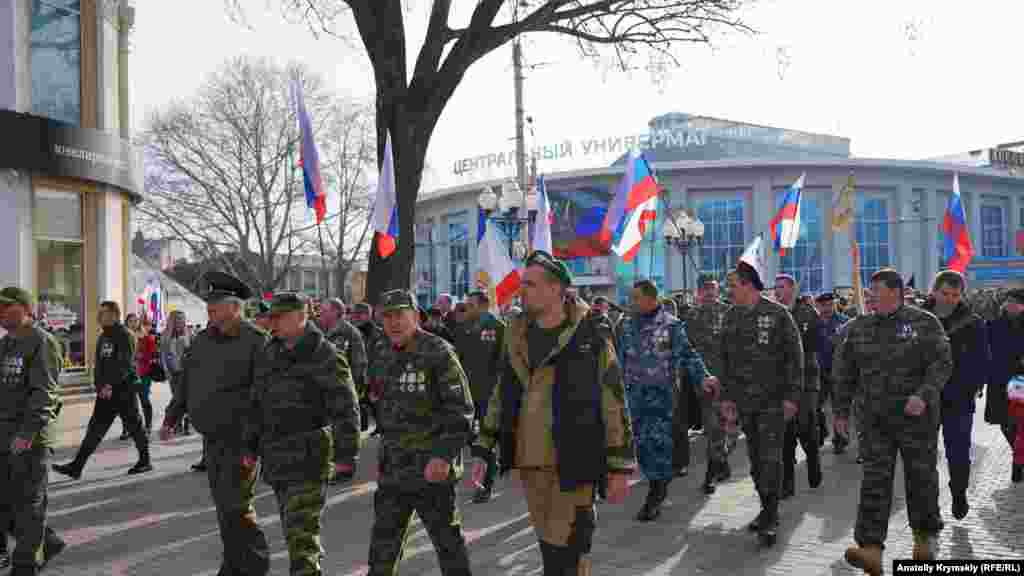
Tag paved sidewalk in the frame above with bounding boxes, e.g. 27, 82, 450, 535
40, 397, 1023, 575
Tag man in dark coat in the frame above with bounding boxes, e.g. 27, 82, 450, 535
921, 270, 988, 519
986, 288, 1024, 484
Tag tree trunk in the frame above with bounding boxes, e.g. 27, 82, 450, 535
365, 123, 424, 305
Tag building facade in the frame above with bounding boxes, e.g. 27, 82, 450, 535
0, 0, 142, 376
417, 115, 1024, 304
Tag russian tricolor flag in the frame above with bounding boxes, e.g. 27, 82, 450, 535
372, 131, 398, 258
601, 151, 659, 262
942, 173, 975, 273
770, 173, 805, 256
293, 81, 326, 224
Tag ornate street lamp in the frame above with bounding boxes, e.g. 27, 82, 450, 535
664, 208, 705, 304
478, 181, 533, 261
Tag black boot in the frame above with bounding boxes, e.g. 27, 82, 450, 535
757, 496, 780, 547
950, 465, 970, 520
1013, 464, 1023, 484
747, 493, 767, 532
702, 461, 718, 495
636, 480, 669, 522
43, 527, 66, 567
52, 460, 83, 480
807, 449, 822, 489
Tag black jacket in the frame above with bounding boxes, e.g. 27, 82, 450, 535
922, 299, 988, 414
94, 323, 136, 393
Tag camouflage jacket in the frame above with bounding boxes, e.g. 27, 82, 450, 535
617, 306, 709, 394
246, 322, 361, 483
789, 300, 823, 392
478, 298, 635, 482
326, 320, 368, 398
0, 325, 62, 449
371, 329, 475, 486
834, 305, 952, 423
720, 296, 804, 412
453, 312, 506, 411
684, 300, 730, 379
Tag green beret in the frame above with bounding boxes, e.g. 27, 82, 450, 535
525, 250, 573, 286
0, 286, 34, 307
269, 292, 308, 315
379, 289, 417, 312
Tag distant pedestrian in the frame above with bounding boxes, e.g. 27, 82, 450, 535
815, 292, 849, 453
53, 301, 152, 480
835, 269, 951, 574
986, 287, 1024, 484
134, 317, 157, 434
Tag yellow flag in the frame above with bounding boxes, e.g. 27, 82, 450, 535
832, 173, 855, 232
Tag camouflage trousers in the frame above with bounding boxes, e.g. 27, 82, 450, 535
0, 446, 49, 569
855, 411, 943, 548
629, 383, 676, 481
272, 480, 328, 576
368, 482, 472, 576
739, 409, 785, 500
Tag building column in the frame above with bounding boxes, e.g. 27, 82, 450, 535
752, 175, 776, 284
0, 171, 33, 288
922, 188, 938, 285
1010, 192, 1021, 257
967, 178, 982, 260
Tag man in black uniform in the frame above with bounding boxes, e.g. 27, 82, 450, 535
53, 301, 152, 479
350, 303, 385, 436
0, 287, 67, 575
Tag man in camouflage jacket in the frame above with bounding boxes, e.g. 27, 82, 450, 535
243, 292, 361, 576
366, 290, 475, 576
774, 274, 824, 498
834, 269, 952, 574
617, 279, 714, 522
473, 251, 635, 576
717, 262, 803, 548
685, 274, 736, 494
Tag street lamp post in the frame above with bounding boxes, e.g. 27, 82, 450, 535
663, 208, 705, 305
478, 181, 534, 261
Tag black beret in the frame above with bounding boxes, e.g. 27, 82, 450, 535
200, 271, 253, 303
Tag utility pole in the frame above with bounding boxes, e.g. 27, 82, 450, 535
513, 37, 527, 197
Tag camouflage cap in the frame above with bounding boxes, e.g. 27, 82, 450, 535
269, 292, 308, 315
525, 250, 573, 286
0, 286, 33, 307
379, 289, 417, 312
352, 302, 372, 314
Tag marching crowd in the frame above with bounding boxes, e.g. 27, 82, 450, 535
0, 249, 1022, 575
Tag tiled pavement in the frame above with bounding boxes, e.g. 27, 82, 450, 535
41, 393, 1022, 575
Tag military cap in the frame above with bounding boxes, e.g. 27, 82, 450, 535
525, 250, 573, 286
0, 286, 34, 307
353, 302, 372, 313
245, 299, 271, 318
379, 289, 417, 312
269, 291, 308, 315
815, 292, 837, 303
200, 271, 253, 303
1006, 288, 1024, 304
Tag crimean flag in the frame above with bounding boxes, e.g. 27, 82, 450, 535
601, 151, 659, 262
477, 219, 521, 311
372, 131, 398, 258
941, 172, 975, 273
770, 173, 805, 256
293, 80, 327, 224
832, 172, 855, 232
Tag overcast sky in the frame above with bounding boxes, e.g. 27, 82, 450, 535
133, 0, 1023, 192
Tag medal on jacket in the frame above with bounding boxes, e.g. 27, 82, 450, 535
757, 315, 774, 345
399, 363, 426, 393
101, 341, 114, 358
897, 323, 917, 341
712, 311, 723, 336
1, 354, 24, 382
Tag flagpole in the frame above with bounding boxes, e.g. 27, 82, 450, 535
316, 220, 330, 300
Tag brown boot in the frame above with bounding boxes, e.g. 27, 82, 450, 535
912, 530, 936, 560
844, 544, 883, 576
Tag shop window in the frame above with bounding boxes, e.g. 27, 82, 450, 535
34, 188, 85, 371
447, 212, 470, 298
855, 195, 891, 286
981, 204, 1006, 258
31, 1, 81, 125
696, 198, 746, 281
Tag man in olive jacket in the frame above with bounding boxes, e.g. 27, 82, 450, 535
0, 287, 66, 575
243, 292, 361, 576
159, 272, 271, 576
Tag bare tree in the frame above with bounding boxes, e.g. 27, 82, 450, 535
138, 56, 364, 295
226, 0, 754, 303
319, 100, 376, 299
